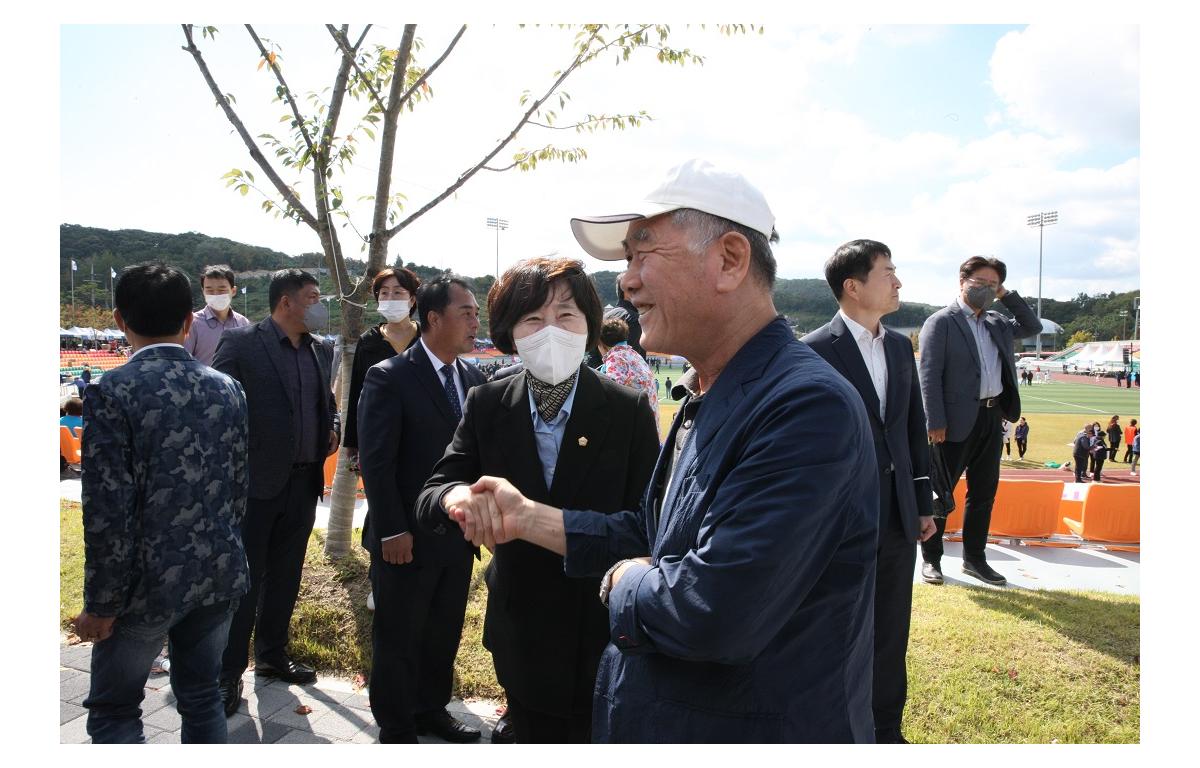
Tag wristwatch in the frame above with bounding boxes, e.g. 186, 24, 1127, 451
599, 559, 635, 608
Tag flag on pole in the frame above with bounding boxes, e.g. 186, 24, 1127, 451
110, 268, 117, 279
71, 260, 78, 271
241, 287, 246, 294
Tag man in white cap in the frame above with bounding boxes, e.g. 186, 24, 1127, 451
446, 159, 879, 743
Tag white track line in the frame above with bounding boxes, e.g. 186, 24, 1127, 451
1023, 394, 1106, 413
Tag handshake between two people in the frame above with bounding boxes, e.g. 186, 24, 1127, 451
441, 476, 546, 553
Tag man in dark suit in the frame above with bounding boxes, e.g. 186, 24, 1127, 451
357, 277, 486, 743
76, 263, 249, 743
802, 239, 936, 744
213, 269, 340, 714
918, 256, 1041, 586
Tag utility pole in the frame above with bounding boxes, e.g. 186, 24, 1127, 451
486, 217, 509, 279
70, 260, 77, 326
1026, 211, 1058, 357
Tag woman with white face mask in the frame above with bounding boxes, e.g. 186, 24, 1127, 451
415, 257, 660, 743
344, 268, 421, 464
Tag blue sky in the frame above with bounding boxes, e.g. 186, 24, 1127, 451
58, 23, 1139, 306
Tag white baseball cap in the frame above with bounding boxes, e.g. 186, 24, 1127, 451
570, 158, 776, 261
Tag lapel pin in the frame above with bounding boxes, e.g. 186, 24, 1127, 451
578, 436, 588, 447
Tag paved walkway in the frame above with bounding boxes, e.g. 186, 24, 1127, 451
59, 642, 502, 744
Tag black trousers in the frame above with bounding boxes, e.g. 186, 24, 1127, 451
872, 474, 916, 741
1016, 438, 1028, 458
221, 465, 319, 678
368, 549, 473, 741
506, 694, 592, 744
1108, 445, 1120, 462
1074, 453, 1090, 483
1123, 445, 1135, 462
922, 404, 1003, 563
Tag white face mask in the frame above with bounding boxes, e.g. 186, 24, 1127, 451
515, 325, 587, 385
205, 293, 233, 312
378, 299, 410, 322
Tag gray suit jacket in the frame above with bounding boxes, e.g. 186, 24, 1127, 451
918, 292, 1040, 442
213, 317, 340, 500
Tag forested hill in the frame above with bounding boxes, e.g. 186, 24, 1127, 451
60, 224, 1136, 342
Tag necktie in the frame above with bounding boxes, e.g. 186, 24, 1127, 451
441, 364, 463, 420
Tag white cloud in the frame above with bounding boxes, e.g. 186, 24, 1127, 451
989, 25, 1139, 145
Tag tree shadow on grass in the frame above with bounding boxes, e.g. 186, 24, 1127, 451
965, 587, 1139, 664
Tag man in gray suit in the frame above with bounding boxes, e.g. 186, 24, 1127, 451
213, 269, 340, 714
918, 256, 1040, 586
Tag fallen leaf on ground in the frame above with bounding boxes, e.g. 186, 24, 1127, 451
1008, 668, 1019, 680
295, 705, 314, 715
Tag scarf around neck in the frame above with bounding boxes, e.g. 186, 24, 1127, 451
526, 369, 579, 423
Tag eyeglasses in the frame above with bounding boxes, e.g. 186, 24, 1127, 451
965, 276, 999, 288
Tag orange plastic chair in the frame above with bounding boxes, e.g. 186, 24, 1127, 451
1062, 483, 1140, 546
60, 426, 82, 466
322, 453, 338, 498
943, 481, 967, 537
987, 480, 1064, 539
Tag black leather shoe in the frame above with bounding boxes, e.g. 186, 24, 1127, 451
491, 708, 515, 743
921, 561, 943, 585
415, 709, 481, 743
962, 559, 1006, 585
254, 656, 317, 685
219, 677, 242, 718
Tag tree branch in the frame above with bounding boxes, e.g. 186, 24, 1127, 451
367, 25, 416, 268
385, 27, 601, 238
394, 25, 467, 113
312, 24, 358, 298
326, 24, 386, 114
246, 25, 317, 157
180, 24, 318, 229
527, 113, 647, 131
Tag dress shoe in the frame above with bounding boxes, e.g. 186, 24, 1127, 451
415, 709, 481, 743
219, 677, 242, 718
875, 729, 909, 744
254, 656, 317, 685
962, 559, 1006, 585
921, 561, 943, 585
491, 708, 515, 743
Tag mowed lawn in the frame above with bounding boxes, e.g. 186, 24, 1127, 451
60, 500, 1139, 742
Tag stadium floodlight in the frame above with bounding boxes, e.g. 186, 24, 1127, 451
486, 217, 509, 279
1027, 211, 1059, 357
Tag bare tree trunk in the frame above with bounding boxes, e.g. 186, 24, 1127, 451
324, 338, 361, 556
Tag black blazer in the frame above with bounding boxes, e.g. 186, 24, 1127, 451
803, 314, 932, 541
343, 323, 417, 450
213, 318, 339, 500
415, 365, 660, 715
357, 342, 486, 564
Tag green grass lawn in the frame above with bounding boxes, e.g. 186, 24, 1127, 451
61, 499, 1138, 741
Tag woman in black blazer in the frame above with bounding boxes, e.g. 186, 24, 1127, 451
343, 267, 420, 461
416, 257, 660, 743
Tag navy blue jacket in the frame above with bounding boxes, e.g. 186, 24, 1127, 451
563, 318, 879, 743
81, 345, 250, 622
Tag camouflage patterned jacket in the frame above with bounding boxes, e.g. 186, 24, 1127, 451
81, 344, 250, 622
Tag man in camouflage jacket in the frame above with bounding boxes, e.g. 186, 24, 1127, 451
76, 263, 249, 744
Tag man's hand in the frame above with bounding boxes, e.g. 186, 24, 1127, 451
326, 430, 339, 457
611, 556, 652, 588
996, 283, 1007, 299
443, 484, 502, 551
381, 532, 414, 565
928, 428, 947, 444
346, 447, 360, 473
468, 476, 535, 544
917, 515, 937, 543
73, 612, 116, 644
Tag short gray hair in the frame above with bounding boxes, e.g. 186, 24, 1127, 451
670, 209, 779, 289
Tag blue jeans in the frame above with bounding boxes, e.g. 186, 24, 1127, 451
83, 599, 237, 744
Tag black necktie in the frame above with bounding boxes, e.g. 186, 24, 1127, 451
441, 364, 462, 420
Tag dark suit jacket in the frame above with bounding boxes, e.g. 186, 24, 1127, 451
415, 365, 660, 715
357, 342, 485, 564
343, 323, 418, 450
803, 314, 932, 541
918, 292, 1041, 442
213, 318, 339, 500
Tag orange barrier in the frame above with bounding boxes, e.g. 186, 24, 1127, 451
943, 478, 1072, 545
1062, 483, 1140, 547
60, 426, 81, 466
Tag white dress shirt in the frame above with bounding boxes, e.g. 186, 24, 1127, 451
838, 310, 887, 420
421, 337, 465, 408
